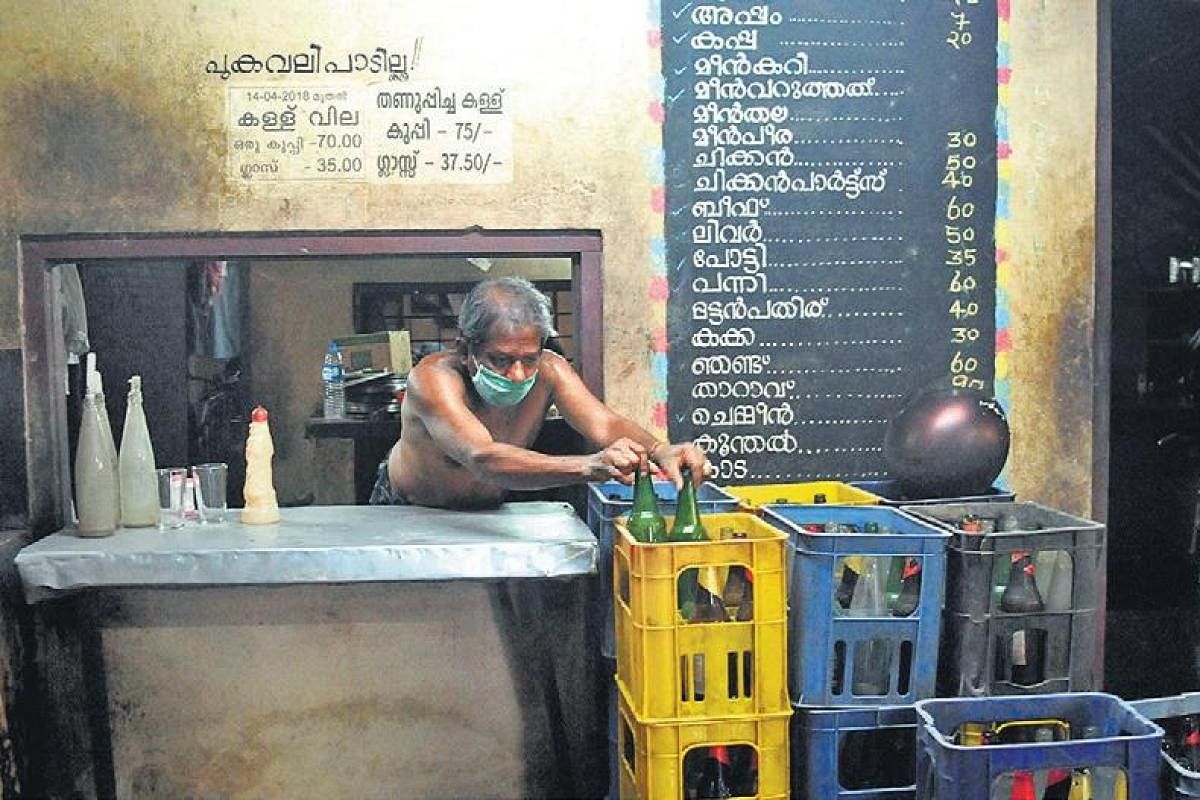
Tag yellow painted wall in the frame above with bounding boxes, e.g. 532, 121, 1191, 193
0, 0, 1098, 513
0, 0, 663, 432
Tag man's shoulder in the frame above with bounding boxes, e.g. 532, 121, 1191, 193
407, 352, 466, 397
537, 349, 573, 381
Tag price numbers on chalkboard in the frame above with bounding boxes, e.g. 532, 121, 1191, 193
944, 127, 986, 392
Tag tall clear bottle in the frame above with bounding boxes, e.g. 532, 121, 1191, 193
75, 383, 117, 536
87, 353, 121, 521
118, 376, 159, 527
848, 556, 890, 695
625, 455, 667, 543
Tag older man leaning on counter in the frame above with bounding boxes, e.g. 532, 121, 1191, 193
370, 275, 712, 508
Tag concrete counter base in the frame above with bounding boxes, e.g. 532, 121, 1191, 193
51, 580, 604, 799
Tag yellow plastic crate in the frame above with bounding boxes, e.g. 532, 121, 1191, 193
614, 512, 789, 721
725, 481, 881, 512
616, 683, 790, 800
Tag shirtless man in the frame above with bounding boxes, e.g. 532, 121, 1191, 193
369, 276, 709, 508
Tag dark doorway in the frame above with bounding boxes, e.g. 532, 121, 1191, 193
1105, 0, 1200, 698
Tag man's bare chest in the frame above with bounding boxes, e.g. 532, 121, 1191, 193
472, 396, 548, 446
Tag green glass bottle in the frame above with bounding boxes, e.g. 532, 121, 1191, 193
625, 456, 667, 543
668, 467, 708, 542
668, 466, 708, 618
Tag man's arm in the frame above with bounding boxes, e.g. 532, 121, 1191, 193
408, 362, 642, 490
544, 354, 710, 487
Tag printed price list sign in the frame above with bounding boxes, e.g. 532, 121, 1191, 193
227, 83, 512, 184
663, 1, 998, 483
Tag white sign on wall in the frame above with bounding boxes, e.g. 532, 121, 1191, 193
226, 82, 512, 184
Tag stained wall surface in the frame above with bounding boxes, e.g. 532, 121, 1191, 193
0, 0, 663, 430
0, 2, 1098, 513
0, 2, 1098, 792
1001, 3, 1099, 516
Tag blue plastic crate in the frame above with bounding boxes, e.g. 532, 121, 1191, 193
585, 480, 738, 659
760, 505, 949, 705
850, 479, 1015, 506
915, 693, 1164, 800
793, 704, 917, 799
1129, 693, 1200, 798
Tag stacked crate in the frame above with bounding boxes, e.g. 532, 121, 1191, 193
725, 480, 881, 511
587, 480, 740, 660
1129, 693, 1200, 798
901, 501, 1106, 697
915, 693, 1163, 799
790, 705, 919, 800
612, 511, 791, 799
755, 496, 950, 800
586, 480, 739, 799
849, 479, 1015, 506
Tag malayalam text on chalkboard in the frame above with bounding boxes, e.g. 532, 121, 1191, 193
664, 1, 998, 483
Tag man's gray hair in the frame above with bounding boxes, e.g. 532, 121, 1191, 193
458, 276, 557, 346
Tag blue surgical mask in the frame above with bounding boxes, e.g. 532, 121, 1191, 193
471, 356, 537, 407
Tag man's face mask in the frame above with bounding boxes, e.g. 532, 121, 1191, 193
470, 355, 537, 407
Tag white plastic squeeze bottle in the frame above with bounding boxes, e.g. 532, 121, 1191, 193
241, 405, 281, 525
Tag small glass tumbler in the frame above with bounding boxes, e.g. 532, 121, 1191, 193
192, 463, 228, 524
156, 467, 187, 530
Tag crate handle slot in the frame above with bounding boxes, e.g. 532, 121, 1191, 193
620, 715, 636, 776
898, 639, 914, 696
832, 640, 847, 696
615, 549, 631, 609
680, 654, 689, 703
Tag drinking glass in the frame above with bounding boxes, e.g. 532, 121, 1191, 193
156, 467, 187, 530
192, 463, 228, 524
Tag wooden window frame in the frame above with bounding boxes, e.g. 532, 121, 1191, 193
20, 229, 604, 534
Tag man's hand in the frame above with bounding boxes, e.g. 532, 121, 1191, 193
649, 442, 712, 489
584, 437, 647, 484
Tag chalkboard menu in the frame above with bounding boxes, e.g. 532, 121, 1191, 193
664, 2, 998, 483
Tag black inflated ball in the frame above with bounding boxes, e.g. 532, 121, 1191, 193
883, 387, 1010, 499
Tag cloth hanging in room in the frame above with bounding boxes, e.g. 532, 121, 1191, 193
188, 260, 245, 359
60, 263, 89, 366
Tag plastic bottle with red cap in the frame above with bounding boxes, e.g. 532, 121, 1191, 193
242, 405, 281, 525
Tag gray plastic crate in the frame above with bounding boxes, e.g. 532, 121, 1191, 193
940, 608, 1102, 697
850, 479, 1014, 506
901, 501, 1105, 697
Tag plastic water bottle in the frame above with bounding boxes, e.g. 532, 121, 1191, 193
322, 342, 345, 419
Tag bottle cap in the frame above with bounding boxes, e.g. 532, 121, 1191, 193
709, 745, 731, 764
252, 405, 269, 422
127, 375, 142, 396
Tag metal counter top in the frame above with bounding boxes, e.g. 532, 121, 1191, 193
15, 502, 596, 602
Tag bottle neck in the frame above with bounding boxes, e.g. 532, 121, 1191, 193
632, 465, 654, 501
